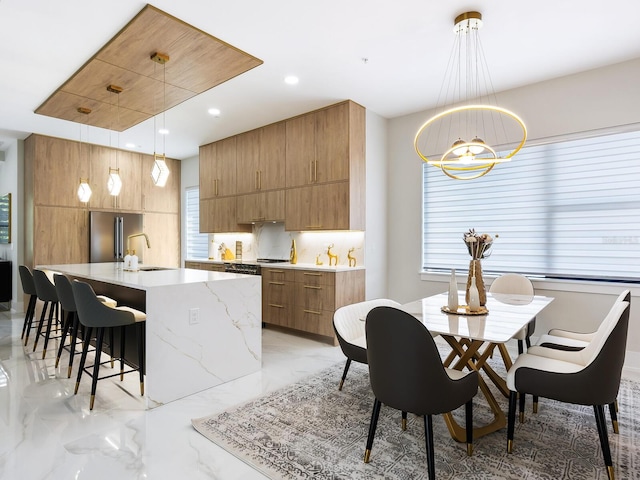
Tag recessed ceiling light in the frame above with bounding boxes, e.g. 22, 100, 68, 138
125, 142, 137, 149
284, 75, 299, 85
208, 108, 221, 116
158, 128, 170, 135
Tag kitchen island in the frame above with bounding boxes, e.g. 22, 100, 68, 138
38, 263, 261, 409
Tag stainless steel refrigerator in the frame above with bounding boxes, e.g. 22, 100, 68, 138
89, 211, 144, 263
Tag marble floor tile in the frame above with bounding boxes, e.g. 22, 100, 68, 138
0, 309, 344, 479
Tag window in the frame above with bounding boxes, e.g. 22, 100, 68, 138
185, 187, 209, 259
423, 129, 640, 282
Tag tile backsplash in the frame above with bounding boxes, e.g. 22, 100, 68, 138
210, 223, 365, 267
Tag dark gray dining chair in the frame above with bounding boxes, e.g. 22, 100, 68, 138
18, 265, 38, 343
364, 306, 478, 480
506, 301, 630, 480
31, 269, 61, 359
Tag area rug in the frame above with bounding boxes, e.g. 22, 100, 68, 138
192, 361, 640, 479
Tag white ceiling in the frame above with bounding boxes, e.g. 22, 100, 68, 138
1, 0, 640, 160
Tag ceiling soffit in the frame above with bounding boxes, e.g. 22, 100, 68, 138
35, 4, 263, 131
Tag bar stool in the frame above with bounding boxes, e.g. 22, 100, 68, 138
18, 266, 38, 343
53, 274, 118, 378
31, 269, 61, 359
72, 280, 146, 410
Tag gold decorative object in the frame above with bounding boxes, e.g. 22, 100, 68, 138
315, 254, 323, 265
327, 244, 338, 266
414, 11, 527, 180
462, 229, 496, 306
290, 239, 298, 264
152, 55, 171, 187
347, 247, 356, 267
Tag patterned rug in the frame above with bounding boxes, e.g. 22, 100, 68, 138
192, 360, 640, 479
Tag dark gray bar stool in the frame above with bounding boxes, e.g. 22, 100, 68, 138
31, 269, 61, 359
18, 265, 38, 343
72, 280, 145, 410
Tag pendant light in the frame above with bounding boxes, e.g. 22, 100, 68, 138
151, 52, 170, 187
414, 12, 527, 180
107, 84, 123, 196
76, 116, 92, 203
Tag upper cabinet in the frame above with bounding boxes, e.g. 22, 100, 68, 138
199, 137, 237, 199
142, 154, 180, 214
286, 101, 363, 188
199, 100, 365, 233
89, 145, 142, 211
236, 123, 286, 194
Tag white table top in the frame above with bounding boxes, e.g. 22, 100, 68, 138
400, 291, 554, 343
37, 263, 251, 291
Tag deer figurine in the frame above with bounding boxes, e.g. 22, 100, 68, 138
327, 244, 338, 266
347, 247, 356, 267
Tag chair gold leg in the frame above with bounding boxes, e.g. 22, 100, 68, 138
507, 439, 513, 454
338, 379, 344, 391
613, 420, 619, 434
519, 412, 525, 423
140, 382, 144, 396
467, 443, 473, 456
533, 401, 538, 414
608, 465, 615, 480
363, 449, 371, 463
401, 417, 407, 431
68, 366, 72, 378
74, 381, 80, 394
90, 394, 95, 410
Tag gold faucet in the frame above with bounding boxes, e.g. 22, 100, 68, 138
127, 233, 151, 251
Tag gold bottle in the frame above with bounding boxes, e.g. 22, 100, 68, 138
290, 239, 298, 264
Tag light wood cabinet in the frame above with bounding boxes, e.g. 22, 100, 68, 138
199, 137, 237, 199
142, 154, 180, 214
33, 136, 89, 208
89, 145, 142, 211
236, 123, 286, 194
236, 190, 285, 224
142, 212, 180, 267
200, 197, 252, 233
184, 261, 225, 272
262, 268, 296, 328
261, 267, 365, 344
285, 101, 363, 187
33, 206, 90, 265
285, 181, 364, 231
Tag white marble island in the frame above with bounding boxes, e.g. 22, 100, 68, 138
39, 263, 261, 409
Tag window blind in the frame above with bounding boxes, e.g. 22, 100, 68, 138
423, 129, 640, 281
185, 187, 208, 259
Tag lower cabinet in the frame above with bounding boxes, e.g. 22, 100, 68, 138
262, 267, 365, 344
184, 261, 225, 272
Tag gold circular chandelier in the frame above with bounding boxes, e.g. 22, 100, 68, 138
414, 12, 527, 180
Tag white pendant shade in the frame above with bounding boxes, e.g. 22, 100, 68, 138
108, 168, 122, 196
152, 154, 170, 187
77, 179, 92, 203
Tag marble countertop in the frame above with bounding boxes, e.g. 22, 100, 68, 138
185, 258, 365, 272
38, 262, 251, 290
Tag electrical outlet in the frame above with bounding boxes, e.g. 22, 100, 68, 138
189, 307, 200, 325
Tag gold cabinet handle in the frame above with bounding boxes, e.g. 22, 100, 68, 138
304, 225, 324, 230
269, 303, 284, 308
303, 272, 322, 276
214, 178, 219, 196
258, 170, 262, 190
303, 309, 322, 315
255, 170, 259, 190
269, 281, 285, 285
269, 270, 285, 273
314, 160, 318, 183
309, 160, 314, 184
304, 285, 322, 290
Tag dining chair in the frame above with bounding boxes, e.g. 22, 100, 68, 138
364, 306, 478, 479
18, 265, 38, 344
531, 289, 631, 431
333, 298, 401, 391
489, 273, 535, 354
31, 269, 61, 359
506, 300, 630, 480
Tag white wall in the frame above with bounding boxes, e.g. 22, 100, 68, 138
0, 139, 22, 312
385, 57, 640, 372
180, 154, 199, 265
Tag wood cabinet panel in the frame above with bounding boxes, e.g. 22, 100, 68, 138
285, 113, 316, 187
89, 145, 142, 211
293, 309, 335, 338
184, 261, 225, 272
33, 206, 89, 266
200, 197, 252, 233
142, 154, 180, 213
33, 136, 89, 207
259, 122, 286, 191
286, 182, 359, 231
200, 137, 237, 199
236, 190, 285, 224
236, 129, 260, 194
296, 283, 336, 312
315, 102, 351, 184
142, 212, 179, 267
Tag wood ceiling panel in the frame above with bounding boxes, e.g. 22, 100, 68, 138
35, 4, 263, 131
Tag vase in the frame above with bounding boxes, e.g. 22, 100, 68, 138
447, 269, 459, 310
465, 259, 486, 306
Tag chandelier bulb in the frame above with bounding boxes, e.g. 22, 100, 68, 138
452, 138, 468, 157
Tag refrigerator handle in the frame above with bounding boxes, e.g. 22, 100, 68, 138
119, 217, 124, 259
114, 217, 119, 259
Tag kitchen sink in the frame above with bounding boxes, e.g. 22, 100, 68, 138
139, 266, 175, 272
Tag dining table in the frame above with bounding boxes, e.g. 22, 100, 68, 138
399, 290, 554, 441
